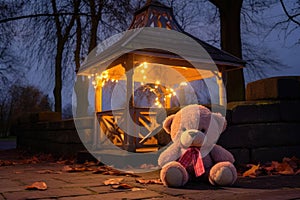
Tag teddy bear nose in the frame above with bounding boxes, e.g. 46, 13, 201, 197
188, 131, 198, 137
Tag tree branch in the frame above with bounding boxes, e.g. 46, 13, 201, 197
279, 0, 300, 26
0, 12, 92, 24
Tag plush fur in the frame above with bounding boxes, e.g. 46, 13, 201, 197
158, 104, 237, 187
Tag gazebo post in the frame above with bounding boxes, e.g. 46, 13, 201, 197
123, 54, 136, 152
95, 85, 102, 112
217, 71, 226, 106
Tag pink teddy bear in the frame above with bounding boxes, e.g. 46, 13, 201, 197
158, 104, 237, 187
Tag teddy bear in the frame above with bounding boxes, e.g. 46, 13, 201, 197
158, 104, 237, 187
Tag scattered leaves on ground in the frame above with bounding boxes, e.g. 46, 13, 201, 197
136, 178, 163, 185
0, 160, 15, 166
242, 156, 300, 178
25, 182, 47, 191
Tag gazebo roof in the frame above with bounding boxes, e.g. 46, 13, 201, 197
79, 0, 245, 77
128, 0, 245, 68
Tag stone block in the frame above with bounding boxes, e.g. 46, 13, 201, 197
73, 117, 94, 130
251, 145, 300, 163
218, 123, 300, 149
279, 100, 300, 122
18, 112, 61, 124
246, 76, 300, 101
228, 148, 250, 164
227, 101, 281, 124
44, 130, 82, 144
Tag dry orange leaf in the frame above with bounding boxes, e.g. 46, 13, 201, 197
136, 178, 163, 185
37, 170, 62, 174
26, 182, 47, 191
111, 183, 133, 189
243, 164, 260, 177
277, 162, 294, 175
62, 165, 93, 172
103, 178, 124, 185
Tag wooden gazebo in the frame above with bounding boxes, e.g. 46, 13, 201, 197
78, 0, 245, 152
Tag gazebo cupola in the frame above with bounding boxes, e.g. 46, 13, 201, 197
129, 0, 182, 31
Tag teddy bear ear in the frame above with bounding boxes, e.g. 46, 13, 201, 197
211, 113, 227, 133
163, 114, 175, 134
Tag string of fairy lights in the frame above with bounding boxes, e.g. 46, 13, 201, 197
88, 62, 187, 108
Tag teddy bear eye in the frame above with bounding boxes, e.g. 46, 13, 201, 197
201, 128, 206, 132
182, 127, 187, 131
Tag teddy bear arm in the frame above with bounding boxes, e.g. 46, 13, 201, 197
210, 145, 235, 163
158, 143, 181, 167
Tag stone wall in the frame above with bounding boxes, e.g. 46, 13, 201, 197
16, 113, 92, 157
16, 76, 300, 164
219, 76, 300, 164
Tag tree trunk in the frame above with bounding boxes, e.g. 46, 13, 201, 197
75, 0, 102, 117
52, 0, 78, 113
53, 41, 63, 113
210, 0, 245, 102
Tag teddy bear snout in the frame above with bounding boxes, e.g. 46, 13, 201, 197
181, 129, 206, 148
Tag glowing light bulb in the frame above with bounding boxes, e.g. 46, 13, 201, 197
143, 62, 148, 69
180, 82, 188, 86
143, 75, 147, 80
155, 80, 160, 85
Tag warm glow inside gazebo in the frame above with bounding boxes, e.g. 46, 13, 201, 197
77, 0, 245, 151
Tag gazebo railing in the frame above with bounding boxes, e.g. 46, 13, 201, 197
96, 107, 162, 152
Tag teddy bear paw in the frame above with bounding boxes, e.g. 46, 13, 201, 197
209, 161, 237, 186
160, 161, 189, 187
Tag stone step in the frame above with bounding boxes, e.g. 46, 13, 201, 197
246, 76, 300, 101
218, 122, 300, 149
226, 100, 300, 124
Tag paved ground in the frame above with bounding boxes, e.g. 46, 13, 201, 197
1, 149, 300, 200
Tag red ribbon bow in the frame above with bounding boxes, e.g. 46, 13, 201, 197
178, 147, 205, 177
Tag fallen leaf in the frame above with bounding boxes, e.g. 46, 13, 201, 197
56, 159, 75, 165
103, 178, 124, 185
131, 187, 147, 191
277, 162, 294, 175
243, 164, 260, 177
62, 165, 93, 172
111, 183, 133, 189
37, 170, 62, 174
26, 182, 47, 190
136, 178, 163, 185
93, 167, 139, 177
0, 160, 14, 166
